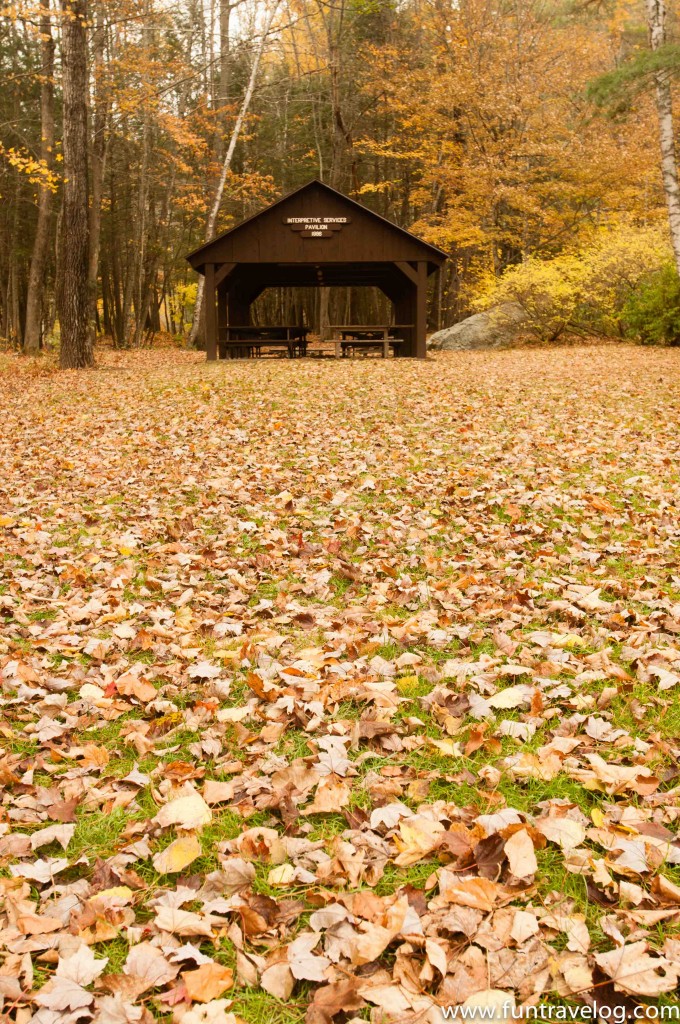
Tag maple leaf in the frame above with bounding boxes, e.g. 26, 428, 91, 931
595, 941, 680, 996
306, 979, 365, 1024
304, 776, 351, 814
155, 907, 214, 937
31, 823, 76, 851
56, 943, 109, 985
35, 977, 94, 1012
504, 829, 537, 880
182, 963, 234, 1002
182, 1001, 238, 1024
115, 672, 157, 703
288, 933, 332, 982
123, 943, 179, 993
535, 817, 586, 851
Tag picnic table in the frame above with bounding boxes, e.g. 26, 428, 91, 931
329, 325, 405, 359
218, 325, 309, 359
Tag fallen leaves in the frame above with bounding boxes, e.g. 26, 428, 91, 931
595, 941, 680, 996
2, 348, 680, 1018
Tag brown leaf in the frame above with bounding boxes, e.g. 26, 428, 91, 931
245, 672, 279, 701
18, 914, 63, 935
504, 828, 538, 880
123, 943, 179, 994
115, 672, 157, 703
182, 963, 234, 1003
306, 979, 366, 1024
440, 874, 501, 912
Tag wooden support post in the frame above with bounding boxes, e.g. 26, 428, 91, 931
415, 261, 428, 359
217, 280, 228, 359
205, 263, 217, 361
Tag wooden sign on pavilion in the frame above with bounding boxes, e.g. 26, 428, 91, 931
186, 179, 447, 360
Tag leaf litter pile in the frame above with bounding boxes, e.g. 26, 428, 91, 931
2, 346, 680, 1024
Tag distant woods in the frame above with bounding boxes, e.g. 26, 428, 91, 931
0, 0, 675, 365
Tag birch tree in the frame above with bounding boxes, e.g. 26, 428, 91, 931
188, 0, 280, 347
646, 0, 680, 276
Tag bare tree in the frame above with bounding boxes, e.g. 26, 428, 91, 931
24, 0, 55, 354
58, 0, 93, 367
88, 0, 109, 344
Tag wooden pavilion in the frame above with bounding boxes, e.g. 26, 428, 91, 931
186, 179, 447, 360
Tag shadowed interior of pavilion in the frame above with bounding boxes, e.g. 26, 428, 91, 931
186, 180, 448, 360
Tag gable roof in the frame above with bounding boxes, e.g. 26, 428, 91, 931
186, 179, 448, 270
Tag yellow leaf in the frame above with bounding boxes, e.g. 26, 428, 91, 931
175, 606, 194, 629
152, 834, 202, 874
396, 674, 419, 694
427, 737, 462, 757
268, 864, 295, 886
94, 886, 133, 904
80, 743, 110, 768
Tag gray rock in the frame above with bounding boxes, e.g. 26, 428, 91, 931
427, 302, 528, 351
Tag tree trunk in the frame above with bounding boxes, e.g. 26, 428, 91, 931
58, 0, 93, 368
24, 0, 55, 355
219, 0, 232, 111
647, 0, 680, 275
216, 0, 234, 153
88, 1, 108, 346
188, 0, 279, 347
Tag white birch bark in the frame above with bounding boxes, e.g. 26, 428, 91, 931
189, 0, 279, 346
647, 0, 680, 275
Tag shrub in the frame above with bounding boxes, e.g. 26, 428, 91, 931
578, 226, 671, 336
474, 224, 672, 343
474, 255, 584, 342
621, 265, 680, 346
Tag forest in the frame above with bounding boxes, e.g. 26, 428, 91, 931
3, 0, 680, 364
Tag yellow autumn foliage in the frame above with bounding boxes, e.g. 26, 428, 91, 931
475, 255, 584, 341
475, 225, 671, 341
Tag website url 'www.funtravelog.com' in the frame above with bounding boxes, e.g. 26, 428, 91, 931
442, 1003, 680, 1022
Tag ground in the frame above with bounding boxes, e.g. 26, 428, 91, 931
1, 346, 680, 1023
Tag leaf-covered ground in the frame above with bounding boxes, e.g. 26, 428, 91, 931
2, 346, 680, 1024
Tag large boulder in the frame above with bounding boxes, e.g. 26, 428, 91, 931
427, 302, 528, 351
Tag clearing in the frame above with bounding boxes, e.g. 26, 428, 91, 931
1, 346, 680, 1022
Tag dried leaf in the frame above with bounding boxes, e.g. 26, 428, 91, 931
182, 963, 234, 1002
152, 834, 202, 874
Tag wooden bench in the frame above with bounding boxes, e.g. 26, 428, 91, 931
218, 326, 309, 359
306, 347, 334, 358
338, 338, 404, 358
218, 338, 308, 359
329, 325, 405, 358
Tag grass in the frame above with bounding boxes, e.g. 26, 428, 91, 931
70, 807, 135, 860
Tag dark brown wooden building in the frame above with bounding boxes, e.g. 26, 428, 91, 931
186, 179, 447, 360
